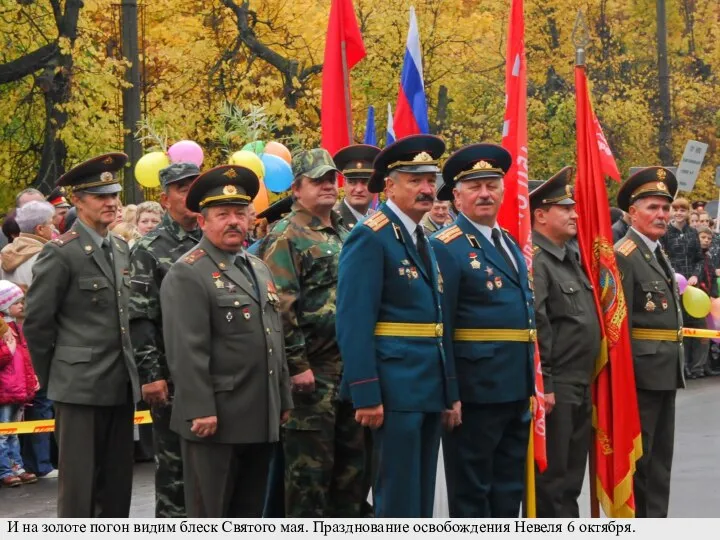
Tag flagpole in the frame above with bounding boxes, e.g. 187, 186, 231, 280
340, 40, 354, 143
573, 9, 601, 519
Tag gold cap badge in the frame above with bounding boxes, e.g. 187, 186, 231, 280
657, 169, 667, 181
472, 160, 494, 170
223, 185, 237, 195
412, 151, 433, 163
223, 168, 238, 179
100, 172, 113, 183
102, 156, 113, 165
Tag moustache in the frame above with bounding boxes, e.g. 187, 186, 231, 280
653, 221, 668, 229
415, 194, 434, 203
475, 198, 494, 206
224, 226, 243, 234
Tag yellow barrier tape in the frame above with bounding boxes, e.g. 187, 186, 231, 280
0, 410, 152, 436
682, 328, 720, 339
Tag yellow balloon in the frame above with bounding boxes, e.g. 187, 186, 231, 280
229, 150, 265, 181
682, 285, 711, 318
135, 151, 170, 188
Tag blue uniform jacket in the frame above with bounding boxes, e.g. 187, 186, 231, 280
336, 203, 459, 412
430, 213, 535, 404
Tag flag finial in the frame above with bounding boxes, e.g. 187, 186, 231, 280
572, 9, 591, 66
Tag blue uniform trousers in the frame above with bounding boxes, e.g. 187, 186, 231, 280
444, 400, 529, 517
372, 411, 442, 518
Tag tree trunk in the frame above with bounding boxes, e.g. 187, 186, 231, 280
434, 85, 449, 134
656, 0, 673, 166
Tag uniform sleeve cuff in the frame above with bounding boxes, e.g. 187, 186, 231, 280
349, 378, 382, 409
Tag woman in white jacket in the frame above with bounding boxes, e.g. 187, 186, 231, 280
0, 201, 55, 287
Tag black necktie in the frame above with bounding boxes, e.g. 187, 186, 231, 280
491, 228, 517, 276
416, 226, 431, 275
101, 239, 114, 274
236, 256, 259, 296
655, 246, 672, 279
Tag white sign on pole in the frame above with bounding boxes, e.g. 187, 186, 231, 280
675, 140, 708, 193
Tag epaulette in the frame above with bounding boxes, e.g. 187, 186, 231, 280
435, 225, 462, 244
183, 249, 207, 265
52, 230, 79, 246
532, 244, 541, 256
617, 239, 637, 257
362, 211, 389, 232
111, 233, 128, 244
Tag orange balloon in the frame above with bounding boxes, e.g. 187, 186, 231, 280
264, 141, 292, 165
711, 297, 720, 320
253, 181, 270, 213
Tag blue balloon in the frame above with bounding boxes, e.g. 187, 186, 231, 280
261, 153, 293, 193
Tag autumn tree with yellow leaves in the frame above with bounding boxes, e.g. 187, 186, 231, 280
1, 0, 718, 212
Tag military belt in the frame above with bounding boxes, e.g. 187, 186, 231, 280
631, 328, 683, 342
453, 328, 537, 342
374, 322, 444, 338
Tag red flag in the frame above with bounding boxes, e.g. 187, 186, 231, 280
499, 0, 547, 475
574, 64, 642, 518
593, 112, 621, 181
320, 0, 366, 157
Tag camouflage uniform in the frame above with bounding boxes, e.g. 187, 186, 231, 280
260, 187, 367, 517
129, 210, 201, 518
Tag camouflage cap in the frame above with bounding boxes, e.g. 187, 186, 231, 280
291, 148, 340, 180
159, 162, 201, 189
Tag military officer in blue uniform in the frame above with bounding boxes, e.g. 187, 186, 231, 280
336, 134, 460, 518
430, 143, 535, 518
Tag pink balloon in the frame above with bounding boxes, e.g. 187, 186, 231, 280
675, 273, 688, 294
168, 140, 204, 167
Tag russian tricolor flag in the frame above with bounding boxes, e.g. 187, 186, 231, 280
386, 103, 396, 145
393, 6, 429, 138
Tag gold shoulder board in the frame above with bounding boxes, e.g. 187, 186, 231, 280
436, 225, 462, 244
183, 249, 207, 265
52, 230, 79, 246
617, 239, 637, 256
362, 211, 389, 232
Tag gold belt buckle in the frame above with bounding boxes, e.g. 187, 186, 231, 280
678, 328, 683, 342
435, 323, 444, 337
529, 329, 537, 342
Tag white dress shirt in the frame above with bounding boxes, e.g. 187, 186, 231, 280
630, 227, 659, 253
386, 199, 422, 246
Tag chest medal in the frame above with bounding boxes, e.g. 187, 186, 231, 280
645, 292, 656, 312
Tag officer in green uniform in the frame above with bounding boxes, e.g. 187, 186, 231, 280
24, 153, 141, 517
332, 144, 380, 230
529, 168, 601, 517
260, 148, 367, 517
614, 167, 685, 518
128, 162, 202, 517
160, 164, 292, 518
